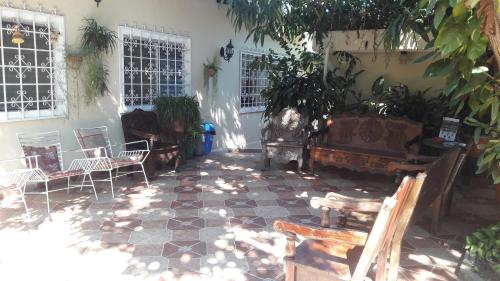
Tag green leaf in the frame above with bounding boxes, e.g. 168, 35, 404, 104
434, 2, 448, 28
435, 21, 468, 56
424, 59, 455, 77
444, 78, 460, 96
413, 51, 437, 63
467, 36, 489, 60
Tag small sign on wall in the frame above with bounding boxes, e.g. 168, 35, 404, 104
439, 117, 460, 142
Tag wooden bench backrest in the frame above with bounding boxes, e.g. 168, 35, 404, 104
326, 114, 423, 157
351, 173, 427, 281
121, 109, 161, 141
265, 108, 308, 142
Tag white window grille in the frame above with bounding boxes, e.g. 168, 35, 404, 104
239, 50, 269, 113
119, 26, 191, 111
0, 7, 66, 122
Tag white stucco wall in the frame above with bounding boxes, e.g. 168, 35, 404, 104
0, 0, 279, 162
323, 30, 446, 98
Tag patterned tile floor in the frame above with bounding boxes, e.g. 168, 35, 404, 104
0, 153, 498, 281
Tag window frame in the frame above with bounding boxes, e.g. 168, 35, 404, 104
0, 7, 67, 122
118, 26, 192, 113
239, 49, 270, 114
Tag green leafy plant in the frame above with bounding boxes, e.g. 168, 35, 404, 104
203, 55, 222, 90
80, 18, 117, 104
154, 96, 202, 159
257, 47, 363, 124
369, 76, 452, 137
465, 222, 500, 273
382, 0, 500, 183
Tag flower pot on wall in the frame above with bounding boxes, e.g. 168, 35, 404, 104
207, 67, 217, 78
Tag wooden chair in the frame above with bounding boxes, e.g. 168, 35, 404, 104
311, 147, 466, 234
274, 174, 426, 281
261, 108, 308, 170
121, 109, 181, 178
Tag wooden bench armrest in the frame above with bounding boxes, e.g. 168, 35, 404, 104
128, 129, 160, 142
405, 153, 438, 163
274, 220, 368, 246
387, 161, 430, 172
310, 195, 383, 213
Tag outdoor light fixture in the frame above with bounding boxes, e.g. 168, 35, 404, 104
11, 24, 24, 45
95, 0, 102, 7
220, 39, 234, 62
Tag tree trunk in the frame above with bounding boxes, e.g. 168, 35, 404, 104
486, 0, 500, 69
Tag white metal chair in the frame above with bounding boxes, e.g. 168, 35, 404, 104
17, 131, 99, 213
0, 158, 34, 220
74, 126, 150, 197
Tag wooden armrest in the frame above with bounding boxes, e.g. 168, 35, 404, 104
128, 129, 160, 141
274, 220, 368, 246
387, 161, 430, 172
310, 195, 383, 213
405, 153, 438, 163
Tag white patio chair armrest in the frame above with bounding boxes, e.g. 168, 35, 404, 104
68, 158, 102, 172
112, 140, 150, 151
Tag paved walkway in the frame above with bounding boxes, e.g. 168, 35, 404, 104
0, 153, 497, 280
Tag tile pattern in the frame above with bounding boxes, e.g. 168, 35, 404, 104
0, 152, 495, 281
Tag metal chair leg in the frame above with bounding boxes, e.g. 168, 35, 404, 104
67, 176, 71, 193
18, 186, 30, 221
108, 171, 115, 198
80, 174, 87, 191
88, 174, 98, 200
140, 163, 150, 188
44, 181, 50, 214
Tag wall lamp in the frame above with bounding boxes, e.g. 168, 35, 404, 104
220, 39, 234, 62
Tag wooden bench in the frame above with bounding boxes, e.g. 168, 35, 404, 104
309, 114, 423, 175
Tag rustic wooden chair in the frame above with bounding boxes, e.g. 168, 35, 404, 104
311, 147, 466, 234
261, 108, 308, 170
274, 174, 426, 281
74, 126, 150, 198
121, 109, 181, 178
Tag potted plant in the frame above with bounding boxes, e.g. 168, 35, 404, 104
154, 96, 202, 160
204, 55, 221, 78
79, 18, 117, 104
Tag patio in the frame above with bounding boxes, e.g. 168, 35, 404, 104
0, 152, 497, 281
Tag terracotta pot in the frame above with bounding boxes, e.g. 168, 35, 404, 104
496, 184, 500, 203
66, 55, 83, 70
469, 135, 494, 158
207, 67, 216, 77
173, 120, 185, 133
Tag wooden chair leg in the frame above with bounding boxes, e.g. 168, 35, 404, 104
430, 196, 442, 234
284, 261, 296, 281
375, 246, 389, 281
321, 207, 331, 228
308, 158, 315, 174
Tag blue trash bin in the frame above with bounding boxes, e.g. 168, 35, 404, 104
203, 122, 216, 155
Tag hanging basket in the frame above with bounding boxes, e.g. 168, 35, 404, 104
66, 55, 84, 70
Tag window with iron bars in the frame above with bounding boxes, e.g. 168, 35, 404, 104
119, 26, 191, 111
239, 50, 269, 113
0, 7, 66, 122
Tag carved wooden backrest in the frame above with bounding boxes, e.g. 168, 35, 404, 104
121, 109, 160, 143
326, 114, 423, 156
265, 108, 308, 142
416, 147, 462, 211
352, 174, 426, 280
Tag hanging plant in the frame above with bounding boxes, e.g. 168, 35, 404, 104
79, 18, 117, 104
